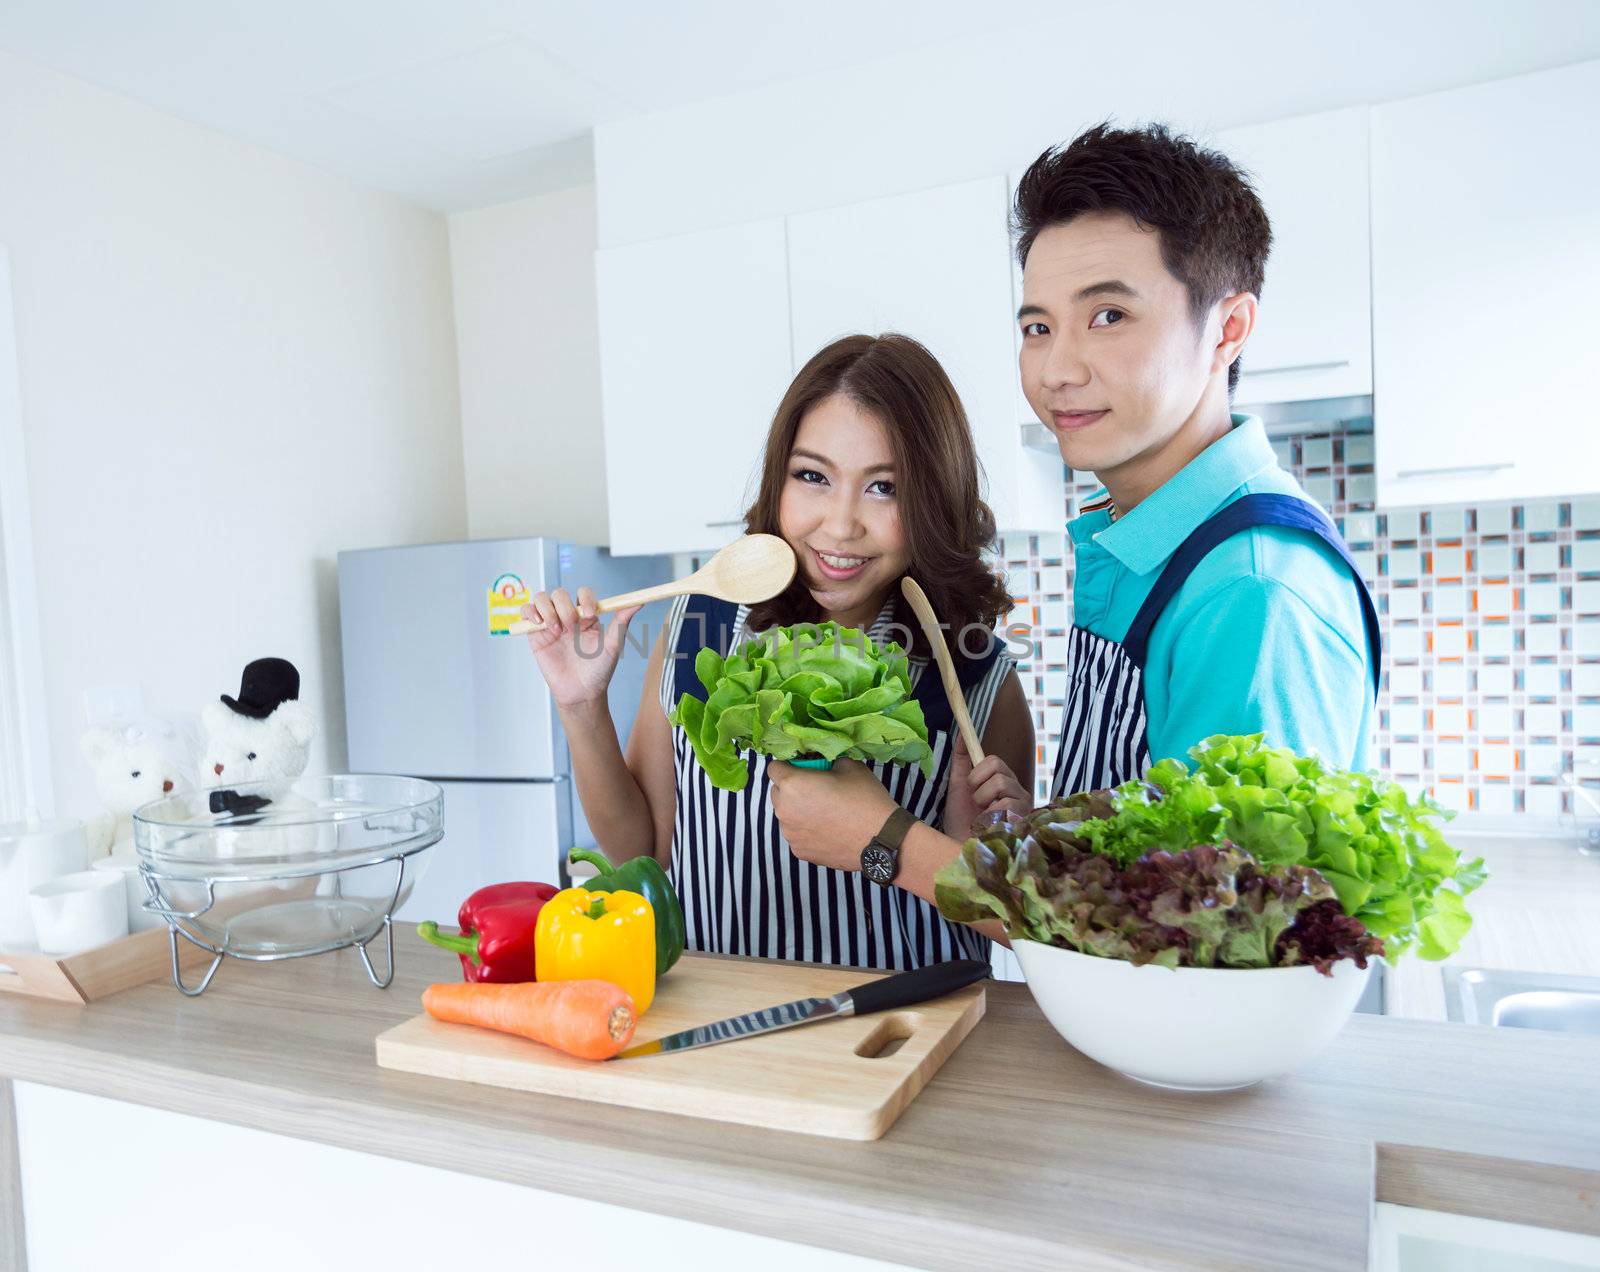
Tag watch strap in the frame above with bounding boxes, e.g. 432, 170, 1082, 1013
872, 806, 917, 853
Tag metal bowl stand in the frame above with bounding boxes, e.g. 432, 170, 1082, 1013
139, 852, 413, 998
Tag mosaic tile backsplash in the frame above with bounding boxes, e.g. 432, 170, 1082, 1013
1001, 425, 1600, 820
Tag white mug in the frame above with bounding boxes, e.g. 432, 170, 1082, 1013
0, 819, 90, 949
27, 870, 129, 956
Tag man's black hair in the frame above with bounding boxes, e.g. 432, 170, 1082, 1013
1014, 122, 1272, 394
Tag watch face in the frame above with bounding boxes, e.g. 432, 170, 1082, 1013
861, 843, 898, 885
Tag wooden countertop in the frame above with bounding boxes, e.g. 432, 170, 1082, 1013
1, 931, 1597, 1272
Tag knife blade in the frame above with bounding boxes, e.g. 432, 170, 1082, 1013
614, 957, 989, 1059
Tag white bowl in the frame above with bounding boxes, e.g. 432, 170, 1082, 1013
27, 870, 129, 957
1012, 938, 1373, 1091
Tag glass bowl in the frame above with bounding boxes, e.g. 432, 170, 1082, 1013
134, 774, 442, 961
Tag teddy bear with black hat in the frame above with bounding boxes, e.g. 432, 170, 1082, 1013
199, 657, 316, 799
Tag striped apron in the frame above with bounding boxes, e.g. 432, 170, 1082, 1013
661, 593, 1014, 970
1051, 493, 1383, 798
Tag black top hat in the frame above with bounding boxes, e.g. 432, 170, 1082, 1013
221, 657, 300, 719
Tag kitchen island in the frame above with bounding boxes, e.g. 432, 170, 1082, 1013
1, 929, 1597, 1272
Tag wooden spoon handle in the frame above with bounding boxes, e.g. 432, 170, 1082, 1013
509, 534, 793, 636
899, 577, 984, 766
509, 580, 682, 635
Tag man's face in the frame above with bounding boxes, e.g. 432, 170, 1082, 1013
1018, 212, 1216, 477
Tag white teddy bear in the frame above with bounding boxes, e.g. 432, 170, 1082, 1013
79, 721, 192, 858
199, 658, 316, 797
197, 658, 319, 866
198, 699, 316, 796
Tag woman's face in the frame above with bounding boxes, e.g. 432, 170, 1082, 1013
777, 392, 911, 625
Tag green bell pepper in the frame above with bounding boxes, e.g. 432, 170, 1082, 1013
568, 847, 686, 975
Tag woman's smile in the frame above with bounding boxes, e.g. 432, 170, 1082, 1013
809, 544, 875, 581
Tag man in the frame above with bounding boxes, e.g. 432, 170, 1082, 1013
1014, 123, 1379, 794
770, 121, 1380, 901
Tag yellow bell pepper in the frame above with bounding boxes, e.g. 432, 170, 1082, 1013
534, 887, 657, 1014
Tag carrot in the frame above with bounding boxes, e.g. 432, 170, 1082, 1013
422, 979, 636, 1060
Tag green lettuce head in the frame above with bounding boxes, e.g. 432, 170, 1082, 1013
670, 621, 934, 793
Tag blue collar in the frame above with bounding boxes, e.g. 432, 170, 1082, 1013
1069, 414, 1278, 576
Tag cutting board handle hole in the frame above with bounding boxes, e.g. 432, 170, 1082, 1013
854, 1013, 918, 1060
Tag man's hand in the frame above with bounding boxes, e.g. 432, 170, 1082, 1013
942, 746, 1032, 839
769, 758, 898, 872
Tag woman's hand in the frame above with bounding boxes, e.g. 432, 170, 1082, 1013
523, 587, 642, 710
769, 758, 897, 872
942, 747, 1032, 839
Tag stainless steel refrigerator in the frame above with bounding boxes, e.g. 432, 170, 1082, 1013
337, 538, 672, 924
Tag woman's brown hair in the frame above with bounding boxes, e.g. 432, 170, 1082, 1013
743, 333, 1013, 665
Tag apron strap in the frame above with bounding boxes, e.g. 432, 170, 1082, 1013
672, 594, 742, 703
1121, 493, 1382, 698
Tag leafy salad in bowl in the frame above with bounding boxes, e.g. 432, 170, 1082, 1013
935, 734, 1488, 1089
937, 733, 1485, 969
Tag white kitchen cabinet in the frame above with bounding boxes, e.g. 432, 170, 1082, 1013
597, 219, 792, 555
15, 1083, 904, 1272
1217, 107, 1374, 408
787, 176, 1064, 533
1372, 59, 1600, 508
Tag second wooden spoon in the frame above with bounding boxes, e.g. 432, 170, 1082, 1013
899, 576, 984, 766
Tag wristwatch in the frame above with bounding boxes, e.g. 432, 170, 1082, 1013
860, 806, 917, 886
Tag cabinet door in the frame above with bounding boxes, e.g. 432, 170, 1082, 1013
1372, 60, 1600, 507
787, 177, 1063, 533
597, 220, 792, 555
1217, 107, 1373, 407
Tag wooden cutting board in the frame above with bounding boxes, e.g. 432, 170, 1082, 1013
375, 953, 986, 1141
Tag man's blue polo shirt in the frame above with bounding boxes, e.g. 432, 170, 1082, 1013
1068, 414, 1374, 770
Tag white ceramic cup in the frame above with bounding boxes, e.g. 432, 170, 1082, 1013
0, 819, 90, 949
27, 870, 129, 956
91, 852, 166, 933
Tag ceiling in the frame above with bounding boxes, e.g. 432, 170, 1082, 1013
0, 1, 1036, 211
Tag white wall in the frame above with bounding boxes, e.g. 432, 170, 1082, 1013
594, 1, 1600, 248
447, 183, 608, 545
0, 49, 467, 820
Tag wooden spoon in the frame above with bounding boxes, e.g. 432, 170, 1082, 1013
899, 576, 984, 766
510, 533, 797, 634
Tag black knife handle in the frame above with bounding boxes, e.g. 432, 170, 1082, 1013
842, 958, 990, 1016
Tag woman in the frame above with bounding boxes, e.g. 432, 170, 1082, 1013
524, 334, 1034, 969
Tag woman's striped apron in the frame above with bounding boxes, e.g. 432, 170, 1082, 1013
661, 593, 1014, 970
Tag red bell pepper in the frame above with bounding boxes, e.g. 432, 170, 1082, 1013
417, 881, 558, 983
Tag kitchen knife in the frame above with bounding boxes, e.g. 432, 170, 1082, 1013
613, 957, 989, 1059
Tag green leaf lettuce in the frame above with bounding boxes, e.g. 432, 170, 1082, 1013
934, 802, 1385, 974
669, 622, 934, 792
1069, 734, 1485, 961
